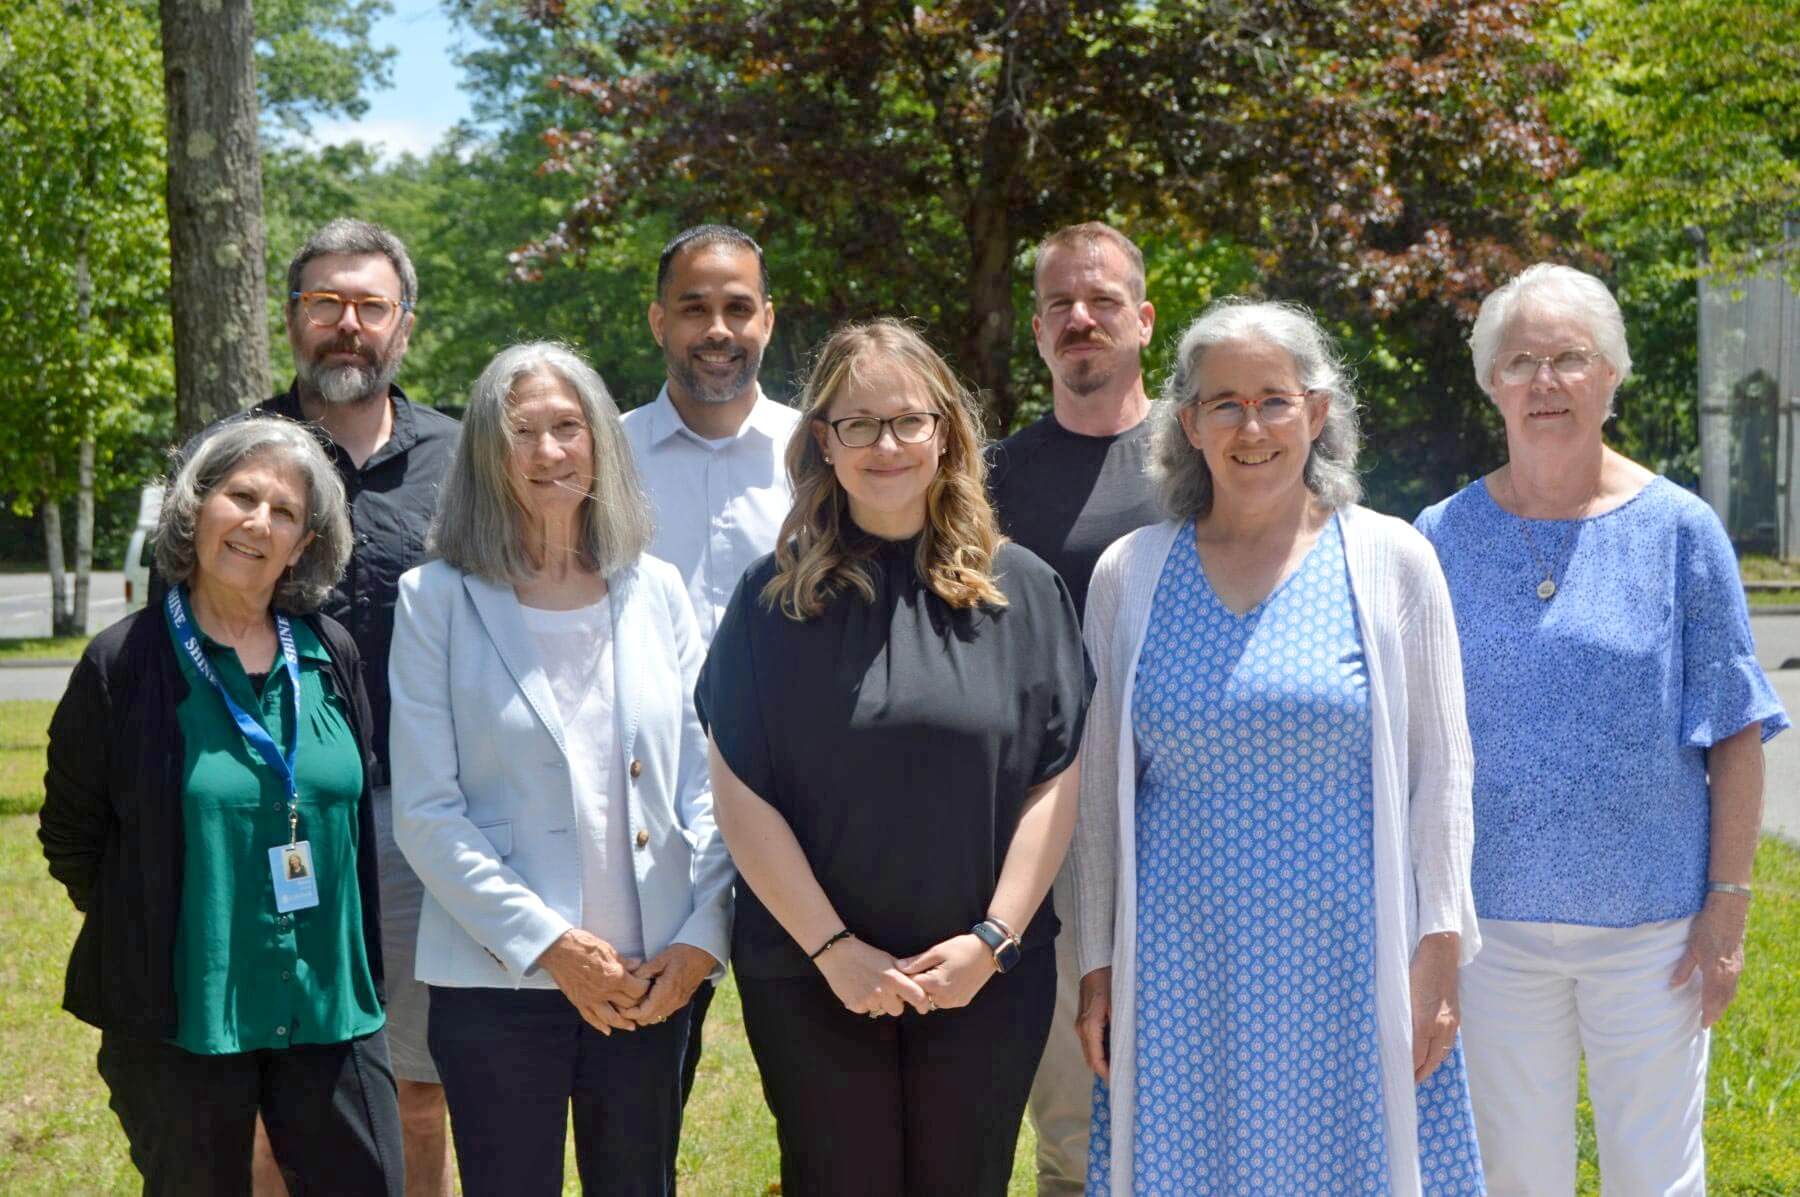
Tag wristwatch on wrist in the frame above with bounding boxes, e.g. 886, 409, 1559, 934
971, 919, 1022, 974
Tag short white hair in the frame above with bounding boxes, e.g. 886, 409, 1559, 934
1469, 263, 1632, 397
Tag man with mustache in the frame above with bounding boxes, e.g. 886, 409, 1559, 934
986, 221, 1161, 1196
174, 219, 460, 1197
622, 224, 795, 1121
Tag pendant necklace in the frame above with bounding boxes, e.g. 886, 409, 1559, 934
1507, 471, 1597, 602
1516, 521, 1563, 600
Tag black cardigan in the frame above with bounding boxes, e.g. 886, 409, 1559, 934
38, 606, 386, 1039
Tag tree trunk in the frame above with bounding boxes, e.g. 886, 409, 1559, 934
73, 436, 95, 635
72, 246, 94, 635
42, 496, 72, 637
160, 0, 271, 440
962, 45, 1025, 437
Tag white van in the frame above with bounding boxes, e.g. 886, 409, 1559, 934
122, 485, 163, 612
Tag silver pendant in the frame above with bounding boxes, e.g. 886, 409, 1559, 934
1536, 578, 1557, 600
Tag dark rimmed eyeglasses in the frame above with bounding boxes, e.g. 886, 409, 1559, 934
289, 290, 414, 331
821, 411, 943, 448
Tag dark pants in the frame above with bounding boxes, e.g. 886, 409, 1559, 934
668, 977, 716, 1192
737, 945, 1056, 1197
679, 978, 715, 1104
96, 1027, 403, 1197
427, 984, 691, 1197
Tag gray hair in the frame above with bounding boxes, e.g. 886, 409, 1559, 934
285, 218, 419, 311
1469, 262, 1632, 399
1152, 298, 1363, 520
156, 418, 352, 612
432, 341, 652, 582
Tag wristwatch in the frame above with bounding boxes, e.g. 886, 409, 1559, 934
971, 919, 1022, 974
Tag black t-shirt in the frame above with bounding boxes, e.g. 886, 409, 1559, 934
986, 409, 1163, 620
695, 533, 1093, 979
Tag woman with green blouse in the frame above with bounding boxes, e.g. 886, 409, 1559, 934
40, 417, 403, 1196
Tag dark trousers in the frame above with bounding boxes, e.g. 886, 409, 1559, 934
96, 1027, 403, 1197
679, 978, 715, 1104
428, 984, 691, 1197
737, 945, 1056, 1197
668, 978, 716, 1192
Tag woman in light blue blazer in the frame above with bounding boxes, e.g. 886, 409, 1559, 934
388, 341, 731, 1197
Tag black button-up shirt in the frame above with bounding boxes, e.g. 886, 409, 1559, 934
174, 384, 460, 777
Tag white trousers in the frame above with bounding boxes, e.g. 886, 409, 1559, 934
1027, 866, 1093, 1196
1460, 917, 1709, 1196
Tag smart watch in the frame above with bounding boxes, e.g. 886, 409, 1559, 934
971, 919, 1022, 974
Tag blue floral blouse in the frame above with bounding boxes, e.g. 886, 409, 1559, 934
1416, 477, 1789, 927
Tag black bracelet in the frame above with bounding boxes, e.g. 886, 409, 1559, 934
809, 928, 853, 961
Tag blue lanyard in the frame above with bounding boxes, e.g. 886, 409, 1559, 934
166, 586, 304, 842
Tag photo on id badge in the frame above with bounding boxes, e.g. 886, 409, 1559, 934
270, 841, 320, 912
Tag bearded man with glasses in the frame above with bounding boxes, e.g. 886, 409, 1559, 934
165, 218, 461, 1197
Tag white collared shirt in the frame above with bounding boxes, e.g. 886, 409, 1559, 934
622, 384, 802, 644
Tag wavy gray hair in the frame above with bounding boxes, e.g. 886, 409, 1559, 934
155, 417, 352, 612
1468, 262, 1632, 403
433, 341, 652, 582
1152, 298, 1363, 520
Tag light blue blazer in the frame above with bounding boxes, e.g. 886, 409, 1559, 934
388, 555, 732, 989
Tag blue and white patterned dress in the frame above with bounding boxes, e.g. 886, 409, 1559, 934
1087, 517, 1484, 1195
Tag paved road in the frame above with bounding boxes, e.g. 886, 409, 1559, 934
0, 571, 127, 639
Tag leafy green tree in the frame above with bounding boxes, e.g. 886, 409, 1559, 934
523, 0, 1576, 467
257, 0, 398, 135
1547, 0, 1799, 490
1554, 0, 1800, 276
0, 0, 172, 629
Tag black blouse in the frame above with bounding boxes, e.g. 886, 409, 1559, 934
696, 532, 1093, 980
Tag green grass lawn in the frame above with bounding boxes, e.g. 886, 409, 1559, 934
0, 637, 90, 663
0, 701, 55, 816
1, 689, 1794, 1193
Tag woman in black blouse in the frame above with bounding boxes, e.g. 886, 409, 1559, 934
697, 319, 1091, 1195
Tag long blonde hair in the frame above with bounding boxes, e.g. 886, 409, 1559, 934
763, 319, 1008, 620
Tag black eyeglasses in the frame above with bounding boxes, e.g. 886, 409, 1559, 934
290, 290, 413, 331
822, 411, 943, 448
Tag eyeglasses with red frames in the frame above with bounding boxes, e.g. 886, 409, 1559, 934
1194, 391, 1317, 429
289, 290, 414, 331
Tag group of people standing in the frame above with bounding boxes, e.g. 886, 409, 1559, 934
39, 213, 1787, 1197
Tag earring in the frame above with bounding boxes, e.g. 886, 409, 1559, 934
823, 456, 832, 464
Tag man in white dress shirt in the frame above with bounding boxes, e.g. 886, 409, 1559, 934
623, 225, 799, 643
621, 224, 799, 1112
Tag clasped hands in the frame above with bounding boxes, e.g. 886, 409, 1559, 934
536, 928, 717, 1034
817, 933, 997, 1019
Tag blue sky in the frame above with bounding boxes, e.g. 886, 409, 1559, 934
304, 0, 473, 160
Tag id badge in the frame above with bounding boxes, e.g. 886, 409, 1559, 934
269, 841, 320, 913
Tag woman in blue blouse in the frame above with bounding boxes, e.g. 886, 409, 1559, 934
1416, 263, 1789, 1195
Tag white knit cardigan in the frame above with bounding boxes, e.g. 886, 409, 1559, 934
1068, 506, 1480, 1196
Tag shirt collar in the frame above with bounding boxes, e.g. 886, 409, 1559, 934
268, 381, 420, 469
645, 382, 785, 448
169, 591, 330, 664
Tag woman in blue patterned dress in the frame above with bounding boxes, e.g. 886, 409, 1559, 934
1069, 298, 1484, 1195
1415, 263, 1788, 1195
